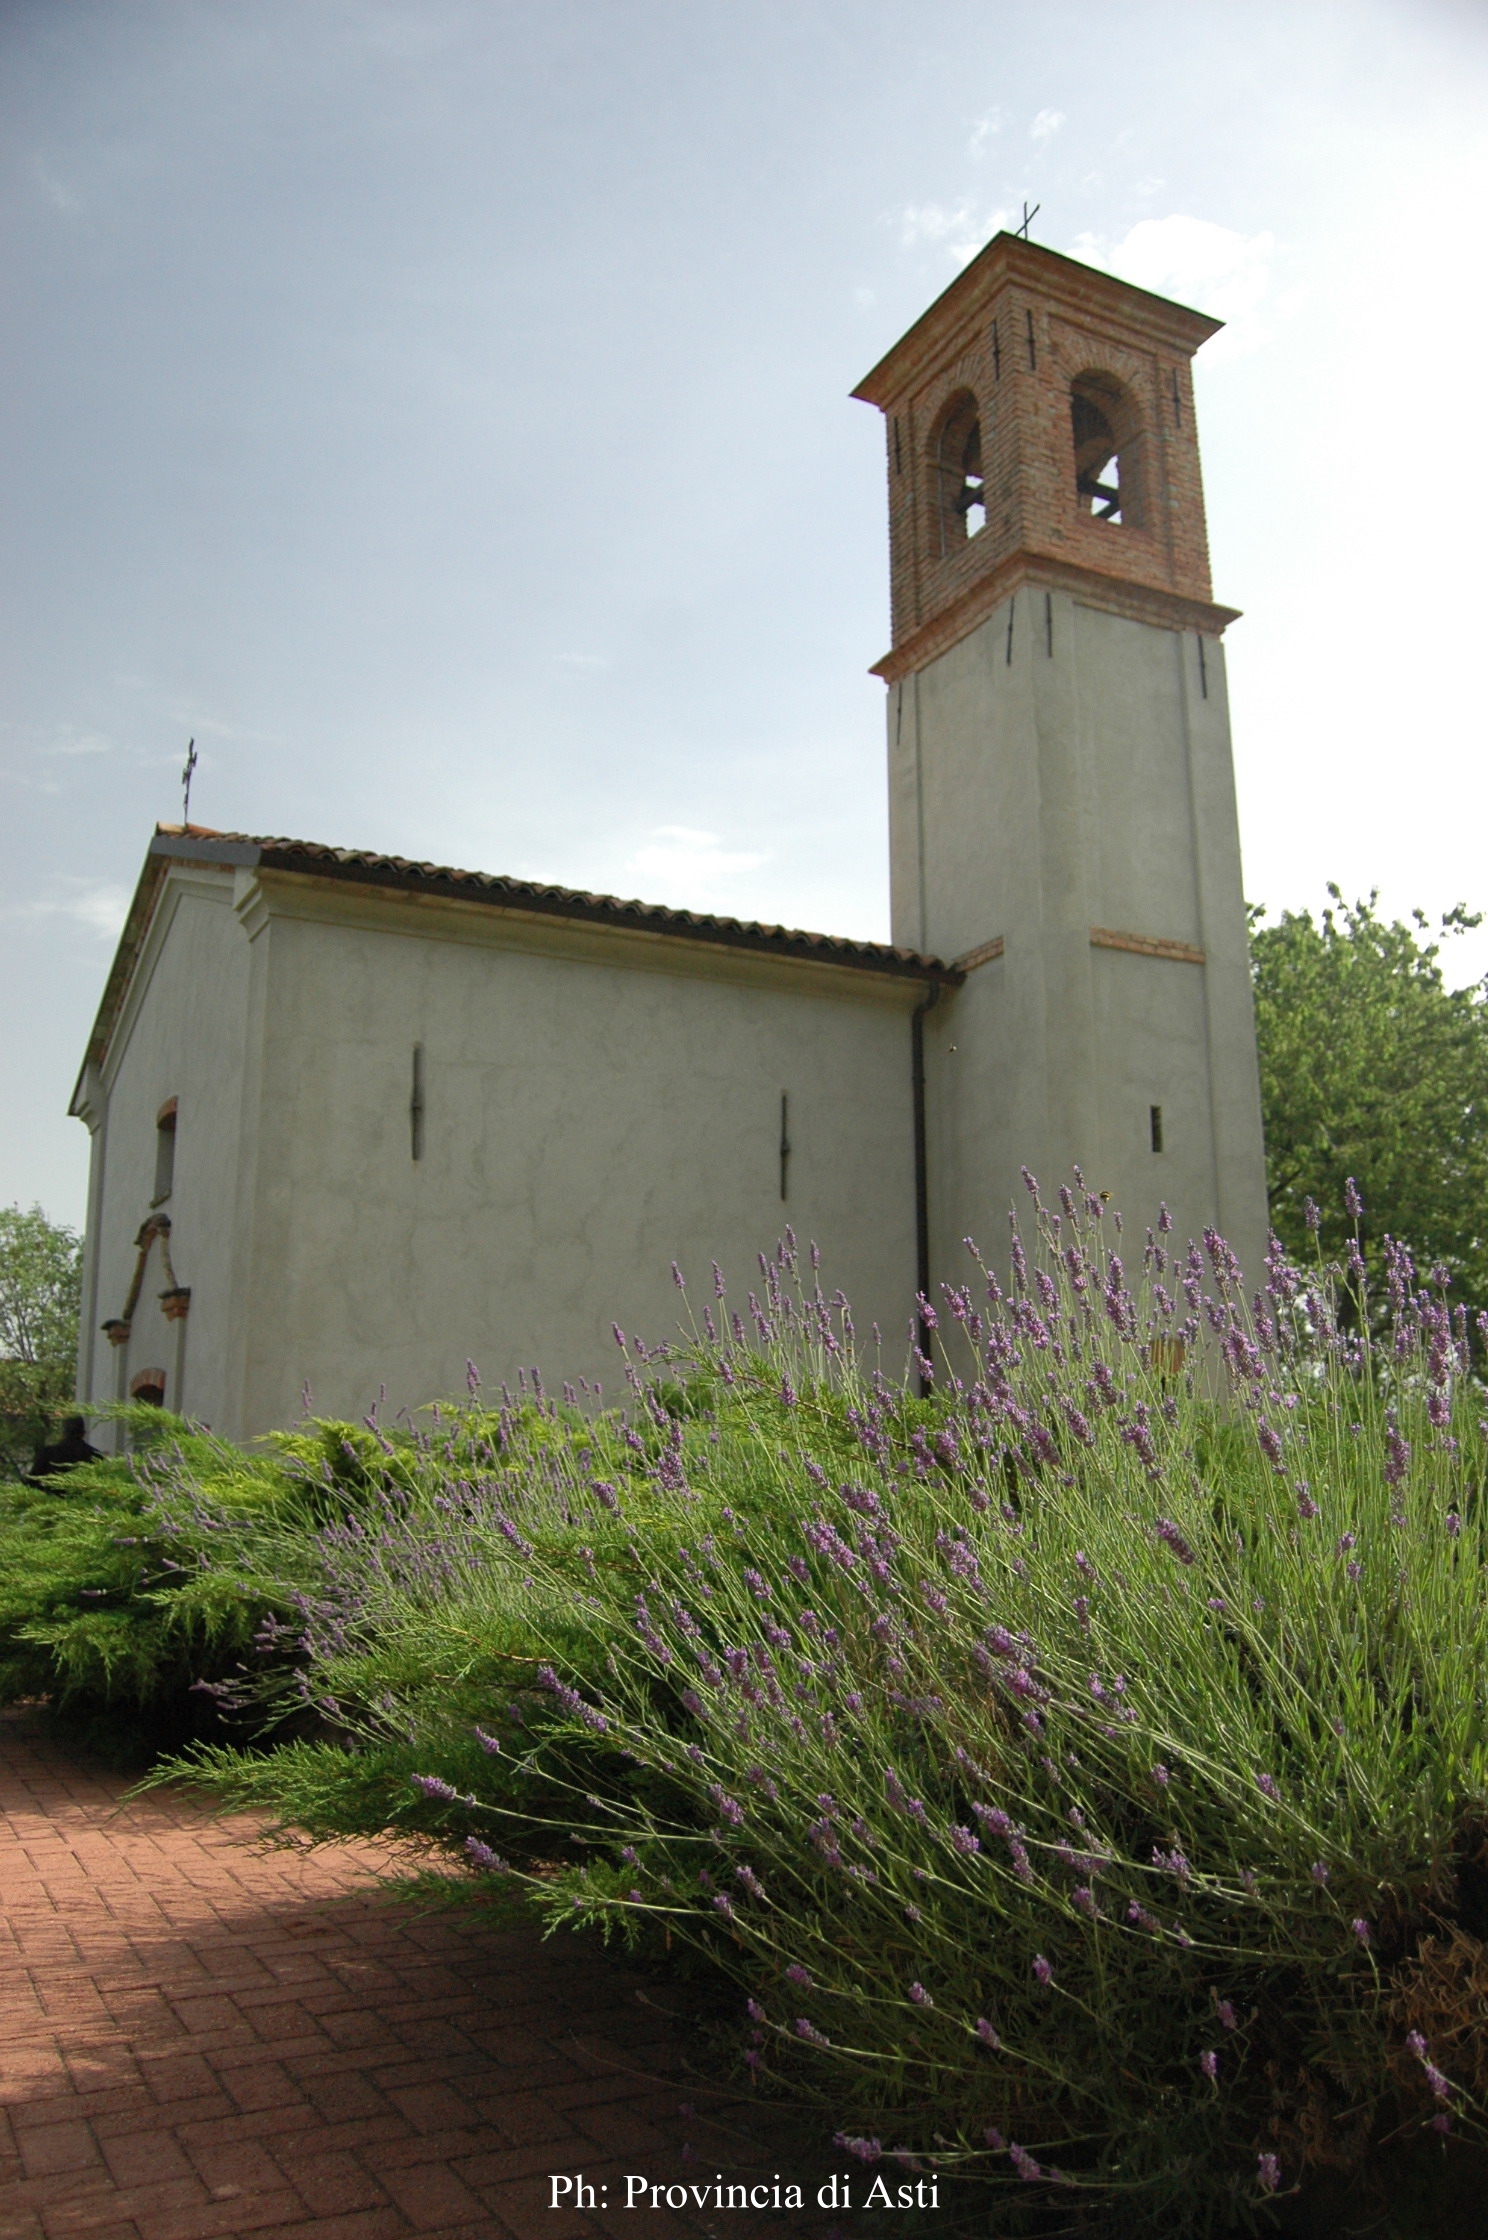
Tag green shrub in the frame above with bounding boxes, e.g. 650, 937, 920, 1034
0, 1407, 435, 1753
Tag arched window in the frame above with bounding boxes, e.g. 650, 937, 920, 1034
130, 1369, 167, 1406
1071, 373, 1141, 526
930, 389, 986, 550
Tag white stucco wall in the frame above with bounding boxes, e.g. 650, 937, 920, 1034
222, 875, 922, 1435
889, 589, 1267, 1287
75, 867, 252, 1434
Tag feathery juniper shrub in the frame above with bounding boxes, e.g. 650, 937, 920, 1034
153, 1188, 1487, 2230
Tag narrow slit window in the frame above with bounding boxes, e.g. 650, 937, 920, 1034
1150, 1104, 1164, 1154
410, 1045, 426, 1162
779, 1092, 791, 1201
152, 1099, 177, 1205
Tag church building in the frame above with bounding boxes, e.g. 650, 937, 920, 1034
70, 234, 1267, 1442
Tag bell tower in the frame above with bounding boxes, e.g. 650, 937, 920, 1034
854, 233, 1267, 1282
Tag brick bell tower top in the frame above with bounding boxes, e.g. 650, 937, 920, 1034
852, 232, 1240, 684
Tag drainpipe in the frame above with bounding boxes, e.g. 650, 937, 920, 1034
911, 980, 941, 1395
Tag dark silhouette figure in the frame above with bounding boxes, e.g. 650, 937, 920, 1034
29, 1415, 103, 1486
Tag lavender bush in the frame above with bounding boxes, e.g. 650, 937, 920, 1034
157, 1181, 1488, 2232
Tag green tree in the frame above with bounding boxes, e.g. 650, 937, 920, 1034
1251, 888, 1488, 1306
0, 1205, 83, 1477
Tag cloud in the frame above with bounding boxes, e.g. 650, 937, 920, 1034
33, 162, 81, 214
968, 108, 1004, 158
555, 651, 610, 671
1030, 108, 1065, 140
10, 880, 131, 940
47, 729, 113, 758
897, 202, 1009, 268
1072, 215, 1283, 359
624, 826, 766, 913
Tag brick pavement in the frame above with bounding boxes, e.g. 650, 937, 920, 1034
0, 1713, 832, 2240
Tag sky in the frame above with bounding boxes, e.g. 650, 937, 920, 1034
4, 0, 1487, 1230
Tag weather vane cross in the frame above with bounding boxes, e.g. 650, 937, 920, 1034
1015, 200, 1041, 240
181, 737, 198, 825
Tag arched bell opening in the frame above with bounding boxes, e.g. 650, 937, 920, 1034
929, 388, 987, 553
1070, 372, 1144, 527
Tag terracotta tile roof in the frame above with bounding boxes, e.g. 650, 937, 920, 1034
149, 824, 960, 982
73, 825, 959, 1101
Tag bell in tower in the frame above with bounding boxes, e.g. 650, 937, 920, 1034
854, 232, 1267, 1285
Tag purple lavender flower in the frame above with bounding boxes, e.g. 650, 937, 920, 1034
1352, 1919, 1372, 1946
785, 1963, 813, 1988
1008, 2144, 1041, 2182
1344, 1177, 1364, 1222
949, 1825, 980, 1855
1384, 1409, 1411, 1486
535, 1665, 608, 1732
984, 2126, 1004, 2148
975, 2017, 999, 2047
1154, 1517, 1197, 1564
1404, 2033, 1452, 2099
1151, 1763, 1171, 1788
473, 1727, 502, 1754
410, 1774, 458, 1801
1257, 2153, 1280, 2193
1031, 1953, 1053, 1985
1216, 2000, 1237, 2030
1311, 1861, 1330, 1884
1200, 2050, 1219, 2083
908, 1983, 933, 2006
746, 1997, 767, 2022
795, 2018, 830, 2047
464, 1837, 508, 1871
1446, 1511, 1463, 1540
835, 2135, 882, 2164
1254, 1771, 1280, 1802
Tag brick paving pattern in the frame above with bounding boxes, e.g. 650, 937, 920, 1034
0, 1714, 830, 2240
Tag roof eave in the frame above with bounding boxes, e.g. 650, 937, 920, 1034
249, 842, 959, 985
851, 232, 1223, 409
72, 827, 961, 1111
